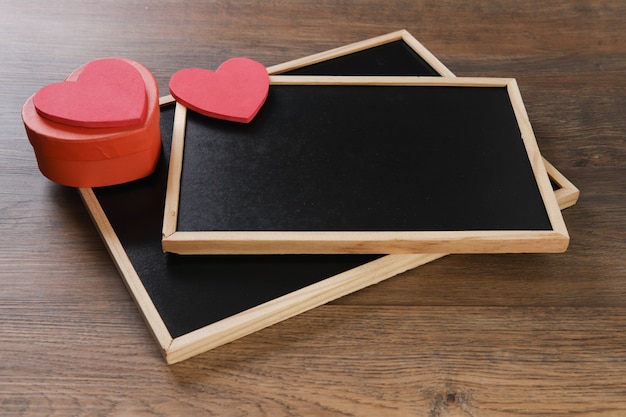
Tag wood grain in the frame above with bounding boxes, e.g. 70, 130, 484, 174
1, 0, 625, 415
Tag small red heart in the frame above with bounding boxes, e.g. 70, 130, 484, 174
169, 58, 269, 123
33, 58, 148, 128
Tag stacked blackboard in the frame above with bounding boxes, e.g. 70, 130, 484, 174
80, 30, 578, 363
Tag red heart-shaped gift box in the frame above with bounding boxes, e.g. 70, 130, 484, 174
22, 58, 161, 187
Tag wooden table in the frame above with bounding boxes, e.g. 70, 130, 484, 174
2, 1, 625, 415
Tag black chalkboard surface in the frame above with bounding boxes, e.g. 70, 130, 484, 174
81, 31, 576, 363
178, 83, 547, 232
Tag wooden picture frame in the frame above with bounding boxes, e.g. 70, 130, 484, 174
80, 31, 578, 363
161, 75, 569, 255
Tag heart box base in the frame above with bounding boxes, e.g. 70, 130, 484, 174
22, 58, 161, 188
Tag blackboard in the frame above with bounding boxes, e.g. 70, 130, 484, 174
81, 30, 577, 363
161, 76, 568, 255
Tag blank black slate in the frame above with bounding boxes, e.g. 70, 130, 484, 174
177, 84, 551, 233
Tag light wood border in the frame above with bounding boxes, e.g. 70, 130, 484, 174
267, 29, 456, 78
80, 31, 578, 363
543, 157, 579, 210
161, 76, 569, 255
